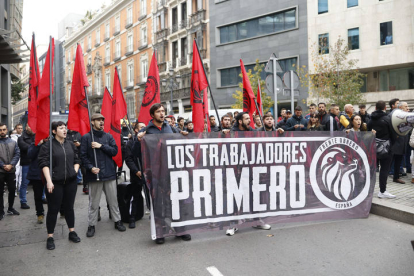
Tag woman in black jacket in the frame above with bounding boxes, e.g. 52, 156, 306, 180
38, 121, 81, 250
306, 113, 324, 131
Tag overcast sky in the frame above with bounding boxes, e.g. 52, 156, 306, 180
22, 0, 108, 49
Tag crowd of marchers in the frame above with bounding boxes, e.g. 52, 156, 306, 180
0, 98, 413, 249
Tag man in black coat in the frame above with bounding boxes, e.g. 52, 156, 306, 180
358, 104, 371, 125
80, 113, 126, 237
285, 106, 307, 131
209, 115, 220, 132
367, 100, 396, 199
325, 104, 340, 131
17, 124, 35, 209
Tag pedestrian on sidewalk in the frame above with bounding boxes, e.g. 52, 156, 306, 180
0, 123, 20, 220
367, 101, 396, 199
17, 124, 35, 209
10, 124, 22, 198
38, 121, 81, 250
80, 113, 126, 238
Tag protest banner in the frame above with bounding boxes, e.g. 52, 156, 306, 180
141, 131, 376, 240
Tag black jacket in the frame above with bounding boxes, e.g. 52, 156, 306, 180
325, 113, 340, 131
231, 124, 255, 132
0, 137, 20, 174
80, 129, 118, 182
367, 110, 395, 142
358, 112, 371, 125
27, 143, 42, 181
17, 131, 35, 166
257, 126, 276, 131
285, 115, 307, 131
318, 112, 330, 126
307, 125, 325, 131
276, 118, 288, 130
38, 139, 80, 183
210, 125, 220, 132
141, 120, 174, 134
125, 138, 144, 185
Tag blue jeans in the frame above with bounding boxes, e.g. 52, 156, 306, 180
76, 169, 82, 184
19, 165, 30, 204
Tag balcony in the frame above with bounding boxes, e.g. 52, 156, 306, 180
136, 75, 147, 85
125, 45, 134, 56
94, 85, 104, 96
125, 18, 133, 29
113, 51, 121, 62
137, 39, 148, 50
86, 46, 92, 53
179, 56, 187, 67
156, 28, 169, 41
104, 56, 111, 66
125, 79, 135, 90
190, 9, 206, 26
190, 49, 207, 61
158, 61, 168, 73
179, 19, 188, 30
139, 10, 147, 21
171, 58, 177, 69
95, 39, 100, 47
104, 32, 110, 42
113, 26, 120, 36
171, 23, 178, 34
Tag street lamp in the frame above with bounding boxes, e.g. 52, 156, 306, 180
161, 68, 180, 115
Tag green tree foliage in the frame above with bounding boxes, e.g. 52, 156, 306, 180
232, 59, 274, 112
297, 37, 366, 110
11, 79, 24, 104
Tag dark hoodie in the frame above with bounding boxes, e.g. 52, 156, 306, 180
140, 120, 173, 134
367, 110, 395, 142
285, 114, 307, 131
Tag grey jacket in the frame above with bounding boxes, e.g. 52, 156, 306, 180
0, 137, 20, 174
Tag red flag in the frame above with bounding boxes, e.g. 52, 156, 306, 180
28, 35, 40, 133
240, 59, 256, 128
137, 51, 160, 125
191, 40, 209, 133
257, 80, 263, 117
35, 39, 54, 145
67, 44, 91, 136
110, 67, 127, 168
101, 87, 113, 133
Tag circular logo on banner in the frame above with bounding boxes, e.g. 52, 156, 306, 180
142, 76, 159, 107
310, 137, 371, 210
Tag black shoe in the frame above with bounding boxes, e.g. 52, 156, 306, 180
0, 212, 4, 220
86, 226, 95, 237
401, 172, 407, 177
69, 231, 81, 243
115, 221, 126, 232
21, 203, 30, 209
98, 208, 101, 222
83, 187, 89, 195
155, 238, 165, 244
46, 237, 55, 250
42, 198, 47, 204
7, 208, 20, 215
177, 234, 191, 241
129, 220, 136, 229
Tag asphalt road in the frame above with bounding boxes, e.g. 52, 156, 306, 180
1, 186, 414, 276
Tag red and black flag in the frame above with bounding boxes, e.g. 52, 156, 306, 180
101, 87, 113, 133
28, 34, 40, 133
240, 59, 256, 128
137, 51, 160, 125
67, 44, 91, 136
111, 67, 128, 168
191, 39, 210, 133
35, 38, 54, 145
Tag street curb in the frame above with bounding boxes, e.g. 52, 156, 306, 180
370, 198, 414, 226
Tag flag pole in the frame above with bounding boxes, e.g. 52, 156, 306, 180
253, 98, 265, 131
194, 39, 221, 129
84, 86, 99, 181
33, 32, 39, 101
257, 79, 263, 117
49, 36, 53, 178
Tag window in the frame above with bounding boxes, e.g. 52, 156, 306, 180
68, 87, 71, 104
127, 94, 135, 118
118, 67, 122, 83
96, 29, 100, 44
380, 21, 393, 45
379, 67, 414, 91
141, 58, 148, 81
318, 33, 329, 54
318, 0, 328, 14
88, 77, 92, 94
68, 67, 71, 80
81, 41, 84, 51
140, 0, 146, 16
348, 28, 359, 50
116, 41, 121, 57
127, 63, 134, 87
219, 8, 297, 44
141, 27, 147, 44
88, 36, 91, 49
105, 23, 110, 38
67, 51, 71, 62
127, 7, 132, 24
105, 70, 111, 88
219, 57, 298, 87
347, 0, 358, 8
115, 16, 120, 32
105, 44, 110, 63
127, 34, 133, 52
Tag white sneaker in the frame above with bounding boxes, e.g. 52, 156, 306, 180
253, 224, 271, 230
378, 191, 396, 199
226, 227, 238, 236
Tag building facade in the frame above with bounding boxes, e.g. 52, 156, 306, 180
11, 63, 28, 126
307, 0, 414, 110
209, 0, 309, 113
64, 0, 153, 121
152, 0, 210, 115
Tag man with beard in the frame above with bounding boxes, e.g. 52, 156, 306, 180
257, 114, 285, 134
220, 115, 232, 134
254, 115, 263, 129
324, 104, 341, 131
209, 115, 220, 132
81, 114, 126, 237
317, 103, 330, 125
137, 103, 190, 244
17, 124, 35, 209
285, 106, 307, 131
226, 112, 272, 235
305, 104, 317, 121
0, 123, 20, 220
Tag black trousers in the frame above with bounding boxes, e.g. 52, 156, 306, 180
393, 154, 404, 181
31, 180, 44, 216
130, 182, 143, 220
0, 172, 16, 213
379, 155, 393, 193
46, 178, 77, 234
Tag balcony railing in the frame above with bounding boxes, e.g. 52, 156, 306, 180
155, 28, 169, 40
172, 58, 177, 69
190, 9, 206, 25
136, 75, 147, 85
113, 26, 120, 36
94, 85, 104, 96
137, 39, 148, 50
179, 56, 187, 67
158, 61, 168, 73
125, 79, 135, 90
179, 19, 188, 30
104, 56, 111, 66
95, 39, 100, 47
190, 49, 207, 62
125, 45, 134, 56
139, 9, 146, 20
125, 18, 133, 29
113, 51, 121, 61
86, 46, 92, 53
171, 23, 178, 34
104, 32, 110, 41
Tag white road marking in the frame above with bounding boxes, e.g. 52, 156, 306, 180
206, 266, 224, 276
